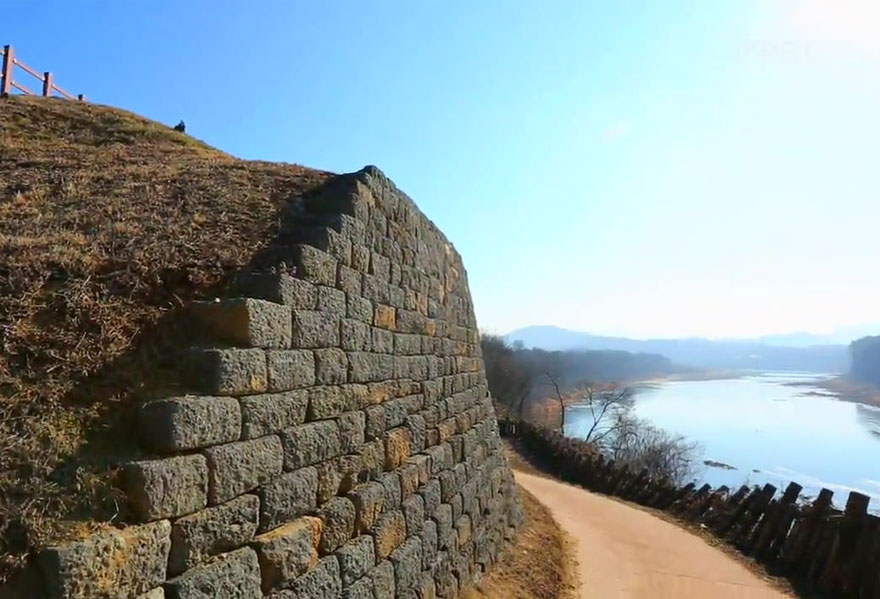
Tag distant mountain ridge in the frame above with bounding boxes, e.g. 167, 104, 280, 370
506, 325, 851, 373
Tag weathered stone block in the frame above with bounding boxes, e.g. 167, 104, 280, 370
380, 472, 402, 513
258, 467, 319, 532
39, 520, 171, 599
402, 494, 425, 537
205, 436, 283, 504
421, 520, 438, 570
280, 421, 342, 470
287, 555, 342, 599
137, 590, 165, 599
390, 537, 422, 594
383, 398, 408, 429
294, 244, 337, 287
348, 481, 385, 533
251, 516, 322, 592
191, 298, 291, 349
373, 304, 396, 330
335, 534, 376, 587
291, 310, 340, 348
266, 350, 316, 391
337, 265, 363, 296
169, 494, 259, 575
347, 295, 373, 324
371, 560, 395, 599
237, 273, 317, 309
125, 455, 208, 521
187, 348, 267, 396
139, 395, 241, 452
337, 410, 366, 452
364, 405, 385, 440
399, 462, 420, 498
384, 427, 411, 470
164, 546, 261, 599
418, 572, 437, 599
433, 504, 454, 550
341, 576, 373, 599
308, 386, 357, 420
316, 285, 347, 316
341, 319, 371, 351
318, 497, 356, 554
371, 327, 394, 354
240, 391, 308, 439
371, 511, 406, 560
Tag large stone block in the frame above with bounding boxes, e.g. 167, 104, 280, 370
266, 350, 316, 391
383, 427, 412, 470
187, 348, 267, 396
341, 318, 371, 351
191, 298, 292, 349
205, 436, 283, 505
371, 327, 394, 354
236, 273, 317, 309
124, 455, 208, 521
335, 535, 375, 587
169, 494, 259, 575
280, 420, 342, 470
341, 576, 373, 599
371, 560, 395, 599
258, 467, 319, 532
371, 510, 406, 560
314, 348, 348, 384
346, 295, 373, 324
164, 546, 261, 599
251, 516, 322, 592
293, 244, 338, 287
337, 410, 366, 452
291, 310, 340, 348
139, 395, 241, 452
402, 494, 425, 537
240, 390, 308, 439
318, 496, 356, 554
348, 481, 385, 534
286, 555, 342, 599
308, 386, 358, 420
390, 537, 422, 594
39, 520, 171, 599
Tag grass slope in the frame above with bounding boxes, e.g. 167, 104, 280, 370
0, 95, 330, 580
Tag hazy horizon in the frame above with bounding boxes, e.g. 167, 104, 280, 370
11, 1, 880, 339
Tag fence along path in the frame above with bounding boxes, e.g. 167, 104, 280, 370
1, 45, 85, 100
501, 420, 880, 599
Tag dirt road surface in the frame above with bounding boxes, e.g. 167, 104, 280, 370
515, 471, 794, 599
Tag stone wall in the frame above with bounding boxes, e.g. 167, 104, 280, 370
36, 167, 522, 598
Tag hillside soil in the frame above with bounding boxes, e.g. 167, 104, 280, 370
463, 484, 578, 599
0, 95, 330, 580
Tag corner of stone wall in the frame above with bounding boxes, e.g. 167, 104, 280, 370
30, 166, 523, 599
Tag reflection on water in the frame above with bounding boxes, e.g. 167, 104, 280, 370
565, 372, 880, 508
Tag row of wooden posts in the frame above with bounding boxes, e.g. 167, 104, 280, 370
1, 45, 85, 101
500, 419, 880, 598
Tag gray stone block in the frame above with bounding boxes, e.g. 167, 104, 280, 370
139, 395, 241, 452
280, 420, 342, 470
399, 462, 420, 497
287, 555, 342, 599
433, 504, 454, 550
169, 494, 259, 575
309, 385, 358, 420
266, 350, 316, 391
291, 310, 340, 348
337, 265, 363, 296
380, 472, 402, 513
371, 560, 395, 599
346, 295, 373, 324
341, 319, 371, 351
294, 245, 337, 287
348, 481, 385, 533
191, 298, 292, 349
237, 273, 317, 309
240, 391, 308, 439
337, 411, 366, 452
205, 436, 283, 505
164, 546, 261, 599
187, 348, 267, 396
39, 520, 171, 599
402, 495, 425, 537
317, 285, 347, 315
125, 455, 208, 521
335, 535, 375, 587
251, 516, 322, 592
364, 405, 385, 440
318, 496, 356, 554
341, 576, 373, 599
258, 467, 319, 532
390, 537, 422, 594
371, 327, 394, 354
421, 520, 438, 570
383, 398, 407, 429
136, 590, 165, 599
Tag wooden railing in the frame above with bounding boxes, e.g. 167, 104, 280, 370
501, 419, 880, 598
0, 45, 85, 101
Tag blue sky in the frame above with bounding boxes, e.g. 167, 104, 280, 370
9, 1, 880, 339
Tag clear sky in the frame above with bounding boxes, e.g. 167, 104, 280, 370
9, 1, 880, 339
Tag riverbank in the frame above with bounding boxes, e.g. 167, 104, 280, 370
786, 374, 880, 408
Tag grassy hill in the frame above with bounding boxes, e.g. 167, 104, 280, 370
0, 96, 330, 580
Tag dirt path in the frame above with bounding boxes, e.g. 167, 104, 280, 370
515, 471, 794, 599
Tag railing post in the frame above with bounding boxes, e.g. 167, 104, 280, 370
42, 71, 52, 96
1, 45, 13, 96
77, 94, 85, 102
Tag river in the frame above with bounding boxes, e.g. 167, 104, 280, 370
565, 372, 880, 508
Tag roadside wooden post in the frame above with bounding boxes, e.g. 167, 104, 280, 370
42, 71, 52, 96
1, 45, 13, 96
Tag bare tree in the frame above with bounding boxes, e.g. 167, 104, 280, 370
545, 372, 566, 432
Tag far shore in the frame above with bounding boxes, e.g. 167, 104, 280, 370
785, 375, 880, 409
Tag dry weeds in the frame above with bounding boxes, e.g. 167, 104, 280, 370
0, 95, 330, 580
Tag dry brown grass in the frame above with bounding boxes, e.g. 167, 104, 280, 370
463, 485, 578, 599
0, 95, 331, 580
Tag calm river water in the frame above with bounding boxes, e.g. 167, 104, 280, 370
565, 372, 880, 508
